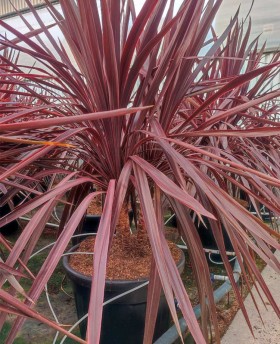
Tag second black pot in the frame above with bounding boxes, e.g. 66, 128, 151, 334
0, 194, 23, 235
72, 215, 101, 245
170, 215, 233, 250
73, 209, 134, 245
63, 245, 185, 344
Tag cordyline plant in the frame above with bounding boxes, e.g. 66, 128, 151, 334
0, 0, 280, 343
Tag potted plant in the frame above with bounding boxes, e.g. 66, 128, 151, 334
63, 213, 185, 343
0, 1, 280, 343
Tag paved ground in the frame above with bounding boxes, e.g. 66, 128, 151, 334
222, 250, 280, 344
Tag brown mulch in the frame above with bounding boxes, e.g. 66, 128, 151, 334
87, 199, 103, 215
216, 297, 240, 338
69, 235, 182, 280
73, 203, 182, 280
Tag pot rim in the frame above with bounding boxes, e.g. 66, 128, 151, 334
63, 243, 185, 286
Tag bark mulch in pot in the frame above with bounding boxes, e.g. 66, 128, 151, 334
69, 235, 182, 280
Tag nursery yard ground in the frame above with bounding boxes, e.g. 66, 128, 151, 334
0, 225, 267, 344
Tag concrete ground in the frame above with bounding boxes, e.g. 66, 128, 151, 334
221, 250, 280, 344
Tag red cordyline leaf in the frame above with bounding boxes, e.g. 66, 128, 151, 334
122, 1, 188, 102
192, 159, 280, 218
0, 106, 152, 131
0, 260, 33, 304
23, 0, 62, 57
120, 0, 159, 88
0, 128, 83, 182
0, 135, 74, 147
0, 173, 79, 283
130, 155, 214, 219
0, 0, 279, 342
152, 0, 231, 129
0, 22, 57, 53
0, 235, 35, 281
0, 72, 51, 78
186, 61, 280, 124
196, 197, 255, 331
212, 185, 277, 270
0, 261, 28, 279
205, 191, 280, 320
149, 122, 280, 251
0, 179, 42, 197
0, 19, 66, 68
0, 175, 87, 331
197, 89, 280, 130
143, 259, 161, 344
143, 187, 165, 344
169, 198, 220, 339
100, 1, 119, 108
4, 191, 101, 343
155, 135, 280, 251
87, 180, 115, 344
174, 127, 280, 137
142, 131, 280, 187
0, 176, 93, 228
204, 180, 280, 262
133, 164, 206, 344
0, 304, 27, 318
133, 165, 184, 343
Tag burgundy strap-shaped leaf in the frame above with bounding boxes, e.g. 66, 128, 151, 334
133, 164, 206, 344
130, 155, 214, 218
0, 262, 28, 279
0, 106, 152, 132
172, 127, 280, 138
143, 258, 161, 344
143, 187, 163, 344
3, 191, 101, 343
87, 180, 115, 344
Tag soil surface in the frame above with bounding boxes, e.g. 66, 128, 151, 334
87, 199, 102, 215
72, 204, 182, 280
69, 235, 181, 280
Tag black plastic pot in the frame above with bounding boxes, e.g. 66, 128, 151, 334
170, 215, 233, 251
83, 214, 101, 234
73, 209, 134, 245
0, 203, 19, 235
72, 214, 101, 245
198, 224, 233, 264
0, 194, 23, 235
169, 214, 235, 265
63, 245, 185, 344
195, 217, 233, 252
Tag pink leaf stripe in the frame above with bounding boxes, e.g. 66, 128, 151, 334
87, 180, 116, 344
133, 164, 206, 344
0, 262, 28, 279
3, 192, 102, 343
143, 187, 164, 344
143, 259, 161, 344
130, 156, 215, 219
0, 106, 152, 131
175, 127, 280, 138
